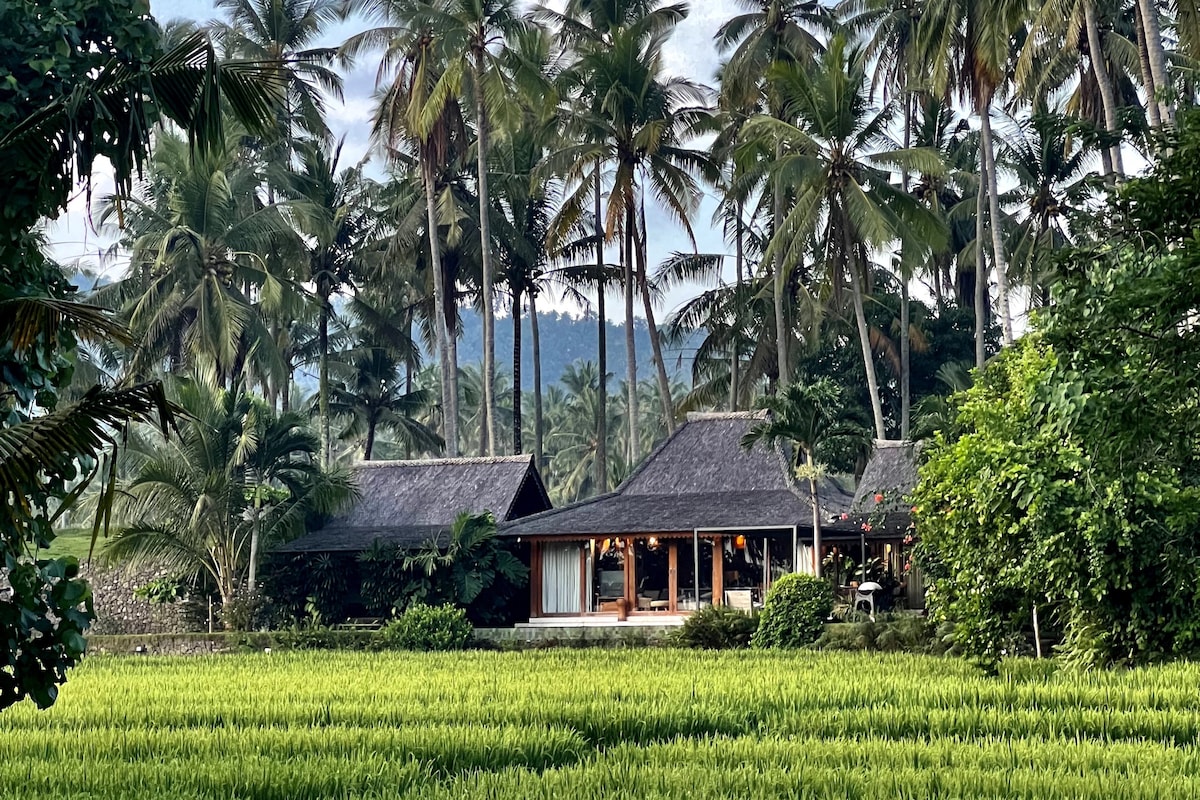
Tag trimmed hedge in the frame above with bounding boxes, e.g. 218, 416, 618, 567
669, 605, 759, 650
751, 574, 833, 649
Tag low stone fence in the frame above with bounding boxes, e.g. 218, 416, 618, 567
82, 565, 202, 635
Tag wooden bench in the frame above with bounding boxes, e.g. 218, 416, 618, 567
335, 617, 385, 631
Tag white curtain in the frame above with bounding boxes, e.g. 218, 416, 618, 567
541, 543, 582, 614
797, 544, 816, 576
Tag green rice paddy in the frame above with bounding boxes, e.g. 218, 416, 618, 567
4, 650, 1200, 798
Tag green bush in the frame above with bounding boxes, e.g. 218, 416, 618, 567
751, 574, 833, 649
375, 604, 472, 651
670, 605, 759, 649
815, 616, 944, 655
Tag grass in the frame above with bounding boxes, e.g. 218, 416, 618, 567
5, 650, 1200, 798
43, 527, 104, 563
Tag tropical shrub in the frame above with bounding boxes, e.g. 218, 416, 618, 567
915, 111, 1200, 666
751, 574, 833, 649
670, 605, 759, 649
375, 604, 472, 651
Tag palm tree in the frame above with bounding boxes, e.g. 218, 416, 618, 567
95, 132, 296, 387
344, 14, 466, 455
550, 0, 716, 452
918, 0, 1028, 346
282, 138, 381, 465
359, 0, 531, 457
718, 0, 833, 388
326, 347, 442, 460
741, 378, 868, 577
106, 372, 355, 616
212, 0, 349, 143
1001, 108, 1100, 300
740, 35, 946, 439
1016, 0, 1131, 176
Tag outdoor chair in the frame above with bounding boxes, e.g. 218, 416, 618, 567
853, 582, 882, 622
723, 589, 754, 612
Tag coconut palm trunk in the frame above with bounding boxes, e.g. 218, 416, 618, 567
900, 279, 911, 439
623, 199, 639, 465
1137, 0, 1173, 124
594, 163, 608, 491
530, 290, 544, 470
1133, 5, 1163, 131
773, 141, 788, 389
1084, 1, 1125, 176
318, 277, 332, 467
423, 158, 458, 456
807, 449, 822, 578
974, 167, 987, 369
637, 192, 675, 433
730, 205, 744, 412
472, 50, 497, 457
978, 108, 1013, 345
512, 285, 522, 454
848, 254, 887, 440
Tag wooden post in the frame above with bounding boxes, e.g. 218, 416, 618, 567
712, 537, 724, 607
529, 541, 542, 618
668, 541, 679, 613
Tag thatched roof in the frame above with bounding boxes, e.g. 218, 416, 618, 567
850, 440, 922, 514
277, 455, 551, 553
499, 412, 856, 538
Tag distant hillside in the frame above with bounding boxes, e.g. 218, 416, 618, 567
455, 310, 700, 391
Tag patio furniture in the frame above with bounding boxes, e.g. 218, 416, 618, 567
854, 581, 882, 622
723, 589, 754, 612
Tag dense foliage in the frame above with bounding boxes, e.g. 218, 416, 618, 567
376, 603, 473, 651
751, 573, 834, 649
9, 651, 1200, 796
914, 110, 1200, 666
669, 605, 759, 650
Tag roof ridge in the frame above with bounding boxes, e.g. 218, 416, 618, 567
496, 491, 620, 532
352, 455, 533, 468
684, 410, 768, 422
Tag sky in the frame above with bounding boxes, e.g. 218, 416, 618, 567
47, 0, 747, 321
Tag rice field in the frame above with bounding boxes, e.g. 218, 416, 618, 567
5, 650, 1200, 799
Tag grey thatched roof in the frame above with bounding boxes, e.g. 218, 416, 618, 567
499, 412, 856, 538
277, 455, 551, 553
850, 440, 922, 514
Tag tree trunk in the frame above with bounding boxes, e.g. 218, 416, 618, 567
1085, 1, 1125, 176
974, 166, 987, 370
364, 418, 376, 461
900, 94, 912, 439
637, 191, 675, 434
848, 251, 887, 439
512, 285, 523, 455
423, 158, 458, 457
730, 204, 744, 412
900, 279, 911, 440
808, 454, 822, 579
247, 488, 262, 592
773, 140, 789, 389
530, 290, 544, 471
1137, 0, 1173, 125
594, 161, 608, 493
623, 199, 639, 466
1133, 3, 1163, 131
318, 279, 331, 468
405, 308, 414, 459
472, 53, 497, 457
979, 107, 1013, 346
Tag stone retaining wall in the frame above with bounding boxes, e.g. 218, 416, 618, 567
83, 565, 203, 635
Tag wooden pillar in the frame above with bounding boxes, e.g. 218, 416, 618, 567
624, 538, 636, 611
530, 541, 542, 618
712, 536, 724, 606
668, 541, 679, 613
